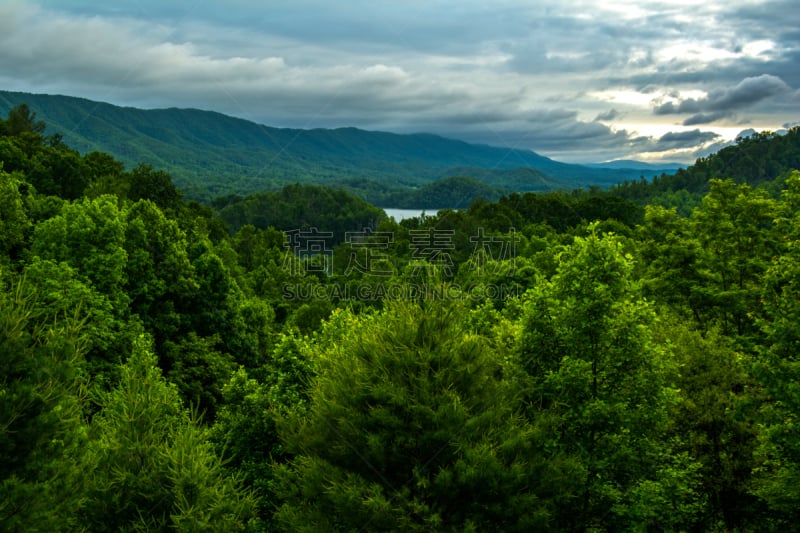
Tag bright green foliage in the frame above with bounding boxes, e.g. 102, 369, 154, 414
233, 225, 309, 308
0, 272, 87, 531
125, 200, 195, 310
0, 170, 32, 264
79, 336, 255, 532
184, 247, 260, 366
237, 296, 277, 365
21, 257, 135, 377
639, 179, 781, 340
274, 302, 573, 531
124, 201, 252, 413
4, 99, 800, 529
751, 171, 800, 523
31, 194, 129, 311
455, 251, 537, 310
691, 179, 778, 337
518, 228, 701, 530
124, 199, 196, 344
777, 170, 800, 214
261, 332, 316, 409
644, 188, 702, 217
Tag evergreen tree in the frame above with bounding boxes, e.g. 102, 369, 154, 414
274, 302, 573, 531
0, 170, 32, 264
79, 336, 255, 532
0, 272, 87, 531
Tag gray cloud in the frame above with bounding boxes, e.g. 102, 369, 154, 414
656, 130, 722, 149
683, 112, 735, 126
594, 109, 622, 122
654, 75, 791, 121
595, 109, 621, 122
0, 1, 796, 165
702, 75, 789, 109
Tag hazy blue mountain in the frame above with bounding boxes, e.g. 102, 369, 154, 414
0, 90, 671, 200
586, 160, 685, 171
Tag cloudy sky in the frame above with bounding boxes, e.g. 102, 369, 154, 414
1, 1, 798, 163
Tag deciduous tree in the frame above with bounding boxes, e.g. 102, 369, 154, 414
517, 227, 702, 530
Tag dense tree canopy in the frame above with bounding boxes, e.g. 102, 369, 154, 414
2, 103, 800, 531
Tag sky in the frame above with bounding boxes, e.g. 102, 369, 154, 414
1, 1, 798, 164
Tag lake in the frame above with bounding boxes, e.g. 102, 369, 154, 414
382, 208, 442, 221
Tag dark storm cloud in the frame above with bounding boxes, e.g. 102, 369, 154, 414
654, 75, 790, 117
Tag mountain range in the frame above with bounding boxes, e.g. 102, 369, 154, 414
586, 160, 685, 171
0, 90, 680, 203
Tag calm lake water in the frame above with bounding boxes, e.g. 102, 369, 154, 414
382, 208, 442, 221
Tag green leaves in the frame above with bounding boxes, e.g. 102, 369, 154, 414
3, 100, 800, 530
80, 336, 255, 532
0, 272, 88, 531
691, 179, 778, 336
127, 163, 183, 212
32, 195, 129, 311
274, 301, 565, 531
0, 170, 32, 263
750, 175, 800, 522
518, 230, 700, 530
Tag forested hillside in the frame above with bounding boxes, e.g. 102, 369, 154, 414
3, 103, 800, 531
614, 128, 800, 214
0, 90, 675, 202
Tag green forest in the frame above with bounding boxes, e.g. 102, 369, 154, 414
3, 102, 800, 532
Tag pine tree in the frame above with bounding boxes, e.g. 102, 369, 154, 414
274, 302, 572, 531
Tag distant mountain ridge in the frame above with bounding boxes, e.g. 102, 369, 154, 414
612, 127, 800, 210
0, 90, 677, 201
586, 160, 685, 171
